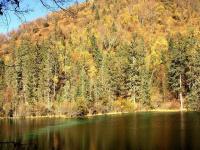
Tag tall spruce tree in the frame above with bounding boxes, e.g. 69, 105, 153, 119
125, 34, 150, 105
186, 34, 200, 110
168, 35, 189, 110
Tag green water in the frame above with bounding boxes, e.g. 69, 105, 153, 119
0, 112, 200, 150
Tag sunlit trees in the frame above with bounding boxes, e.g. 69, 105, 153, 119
2, 0, 200, 117
167, 32, 200, 110
149, 36, 169, 102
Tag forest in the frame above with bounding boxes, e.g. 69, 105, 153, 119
1, 0, 200, 117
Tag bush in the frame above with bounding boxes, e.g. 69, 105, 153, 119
32, 28, 39, 33
112, 98, 135, 112
75, 97, 89, 117
43, 22, 49, 28
16, 102, 31, 117
89, 100, 111, 114
2, 102, 12, 117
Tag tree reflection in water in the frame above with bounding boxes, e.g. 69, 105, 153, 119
0, 112, 200, 150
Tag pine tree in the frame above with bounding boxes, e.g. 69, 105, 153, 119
96, 51, 112, 104
0, 58, 5, 104
95, 8, 100, 20
108, 47, 127, 99
20, 40, 36, 103
90, 34, 102, 69
38, 41, 52, 108
168, 35, 189, 110
125, 34, 150, 105
186, 35, 200, 110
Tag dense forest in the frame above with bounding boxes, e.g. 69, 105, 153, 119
1, 0, 200, 117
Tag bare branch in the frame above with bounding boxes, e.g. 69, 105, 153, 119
0, 0, 77, 18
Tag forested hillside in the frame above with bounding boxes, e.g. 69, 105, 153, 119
1, 0, 200, 117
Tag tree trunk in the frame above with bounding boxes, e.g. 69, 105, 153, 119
53, 65, 56, 100
179, 74, 184, 111
133, 86, 136, 106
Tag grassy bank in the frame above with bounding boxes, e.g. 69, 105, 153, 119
0, 98, 186, 119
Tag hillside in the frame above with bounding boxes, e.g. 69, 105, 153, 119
1, 0, 200, 52
0, 0, 200, 117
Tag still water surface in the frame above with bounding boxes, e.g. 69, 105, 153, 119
0, 112, 200, 150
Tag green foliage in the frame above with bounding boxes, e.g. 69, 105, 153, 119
168, 33, 200, 110
125, 34, 150, 104
168, 35, 189, 97
89, 34, 102, 68
186, 36, 200, 110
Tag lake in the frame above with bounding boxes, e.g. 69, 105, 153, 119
0, 112, 200, 150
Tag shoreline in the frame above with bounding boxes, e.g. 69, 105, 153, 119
0, 109, 190, 120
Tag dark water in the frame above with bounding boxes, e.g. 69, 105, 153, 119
0, 112, 200, 150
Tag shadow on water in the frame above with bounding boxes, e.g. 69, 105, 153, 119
24, 116, 106, 139
0, 112, 200, 150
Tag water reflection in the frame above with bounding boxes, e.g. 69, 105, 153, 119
0, 112, 200, 150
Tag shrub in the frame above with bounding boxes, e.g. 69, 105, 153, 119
32, 28, 39, 33
112, 98, 135, 112
43, 22, 49, 28
75, 97, 89, 117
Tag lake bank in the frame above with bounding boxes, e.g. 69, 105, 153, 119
0, 109, 188, 120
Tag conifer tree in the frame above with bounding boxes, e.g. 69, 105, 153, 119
90, 34, 102, 69
186, 34, 200, 110
168, 35, 189, 110
0, 58, 5, 104
125, 34, 150, 105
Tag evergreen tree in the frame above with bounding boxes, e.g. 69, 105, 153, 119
90, 34, 102, 69
95, 8, 100, 20
125, 34, 150, 105
0, 58, 5, 104
186, 35, 200, 110
108, 47, 127, 99
168, 35, 189, 110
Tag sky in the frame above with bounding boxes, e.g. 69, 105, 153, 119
0, 0, 83, 34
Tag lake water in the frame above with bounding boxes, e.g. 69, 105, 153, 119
0, 112, 200, 150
